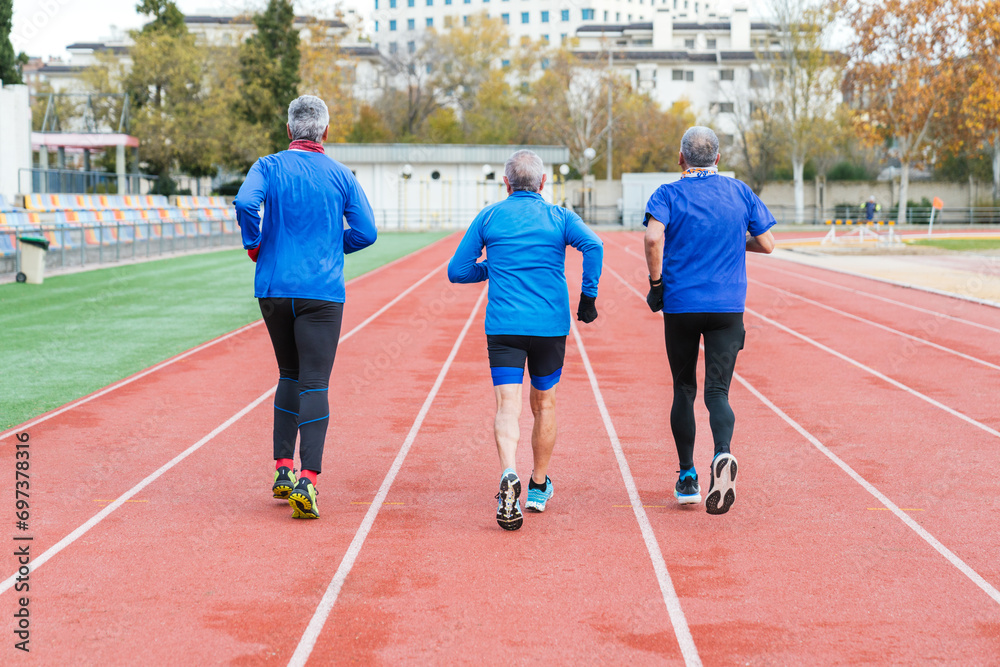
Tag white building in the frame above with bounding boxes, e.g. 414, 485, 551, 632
371, 0, 725, 52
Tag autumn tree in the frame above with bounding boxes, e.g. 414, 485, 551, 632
722, 68, 788, 194
237, 0, 301, 154
614, 98, 695, 175
298, 17, 356, 143
842, 0, 966, 224
961, 0, 1000, 201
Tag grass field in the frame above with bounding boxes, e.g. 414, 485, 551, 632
0, 231, 451, 430
907, 238, 1000, 251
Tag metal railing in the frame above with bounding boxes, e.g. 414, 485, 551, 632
18, 168, 159, 196
1, 219, 241, 278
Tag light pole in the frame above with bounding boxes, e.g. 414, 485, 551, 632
559, 163, 570, 207
482, 164, 493, 206
400, 163, 413, 230
583, 148, 596, 222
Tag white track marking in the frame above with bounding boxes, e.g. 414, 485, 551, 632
571, 324, 703, 667
750, 260, 1000, 333
749, 279, 1000, 372
733, 373, 1000, 606
0, 260, 450, 594
0, 236, 455, 442
603, 256, 1000, 606
288, 286, 487, 667
745, 307, 1000, 440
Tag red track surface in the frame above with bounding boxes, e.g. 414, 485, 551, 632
3, 231, 999, 665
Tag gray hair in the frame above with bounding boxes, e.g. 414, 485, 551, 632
504, 150, 545, 192
287, 95, 330, 143
680, 126, 720, 168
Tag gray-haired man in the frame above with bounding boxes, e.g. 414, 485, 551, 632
448, 150, 604, 531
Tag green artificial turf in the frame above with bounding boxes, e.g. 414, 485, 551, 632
1, 231, 451, 430
907, 238, 1000, 251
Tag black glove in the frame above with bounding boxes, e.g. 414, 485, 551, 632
646, 276, 664, 313
576, 293, 598, 323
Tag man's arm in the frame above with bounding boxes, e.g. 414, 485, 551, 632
234, 160, 266, 251
644, 217, 665, 280
342, 177, 378, 254
564, 213, 603, 297
447, 216, 488, 283
746, 230, 775, 254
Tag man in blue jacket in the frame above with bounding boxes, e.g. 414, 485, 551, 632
643, 126, 775, 515
235, 95, 377, 520
448, 150, 603, 531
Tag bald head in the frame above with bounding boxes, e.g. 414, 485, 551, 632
680, 126, 720, 168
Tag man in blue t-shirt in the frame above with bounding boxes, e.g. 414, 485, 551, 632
449, 150, 603, 531
235, 95, 377, 520
643, 126, 775, 515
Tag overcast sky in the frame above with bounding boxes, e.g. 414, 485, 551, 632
12, 0, 768, 60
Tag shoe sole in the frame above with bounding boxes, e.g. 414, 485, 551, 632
525, 490, 553, 512
497, 474, 522, 530
272, 482, 294, 500
674, 490, 701, 505
289, 490, 319, 519
706, 454, 737, 515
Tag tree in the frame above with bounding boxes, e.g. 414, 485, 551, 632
378, 45, 444, 140
237, 0, 301, 154
842, 0, 966, 224
347, 104, 393, 142
961, 0, 1000, 201
767, 0, 844, 221
614, 99, 695, 175
135, 0, 185, 34
0, 0, 25, 84
722, 70, 788, 194
298, 17, 356, 143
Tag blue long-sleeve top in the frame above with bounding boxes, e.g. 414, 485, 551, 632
234, 150, 377, 303
448, 190, 603, 336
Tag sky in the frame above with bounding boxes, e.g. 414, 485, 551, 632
11, 0, 769, 61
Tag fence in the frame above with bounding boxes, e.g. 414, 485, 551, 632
18, 168, 158, 196
1, 219, 241, 278
740, 205, 1000, 226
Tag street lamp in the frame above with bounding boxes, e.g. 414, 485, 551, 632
399, 164, 414, 229
558, 164, 570, 207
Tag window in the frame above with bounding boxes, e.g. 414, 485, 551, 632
375, 0, 378, 7
408, 40, 416, 53
389, 41, 398, 53
520, 35, 530, 45
582, 8, 595, 19
615, 12, 620, 20
684, 38, 695, 48
389, 19, 397, 30
541, 10, 549, 21
672, 69, 684, 80
426, 17, 433, 26
541, 57, 550, 69
426, 64, 433, 73
444, 15, 454, 26
407, 18, 415, 29
375, 20, 379, 31
541, 33, 549, 42
560, 32, 567, 41
463, 14, 469, 24
521, 11, 529, 22
446, 0, 452, 4
408, 0, 414, 5
717, 102, 734, 113
750, 70, 769, 88
502, 59, 511, 67
707, 38, 716, 48
561, 9, 569, 20
390, 0, 396, 6
427, 0, 433, 5
719, 68, 734, 81
464, 0, 470, 3
604, 10, 608, 19
502, 12, 509, 22
685, 71, 694, 81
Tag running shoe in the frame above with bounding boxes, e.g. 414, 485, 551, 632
495, 469, 522, 530
289, 477, 319, 519
272, 466, 297, 500
674, 469, 701, 505
706, 453, 738, 515
525, 475, 554, 513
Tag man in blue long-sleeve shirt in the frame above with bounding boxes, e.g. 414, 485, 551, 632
448, 149, 603, 531
234, 95, 377, 520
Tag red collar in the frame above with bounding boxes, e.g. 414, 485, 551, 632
288, 139, 325, 154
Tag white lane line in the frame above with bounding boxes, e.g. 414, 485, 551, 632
611, 237, 1000, 335
0, 237, 456, 442
287, 286, 487, 667
571, 323, 703, 667
603, 258, 1000, 607
749, 278, 1000, 372
750, 260, 1000, 334
745, 307, 1000, 440
0, 260, 449, 594
733, 372, 1000, 606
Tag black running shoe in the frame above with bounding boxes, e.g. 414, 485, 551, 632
674, 469, 701, 505
495, 468, 522, 531
272, 466, 297, 499
706, 453, 738, 515
288, 477, 319, 519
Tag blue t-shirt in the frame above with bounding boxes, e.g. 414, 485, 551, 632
644, 174, 775, 313
448, 190, 603, 337
234, 150, 377, 303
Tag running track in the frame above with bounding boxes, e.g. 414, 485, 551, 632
2, 231, 998, 664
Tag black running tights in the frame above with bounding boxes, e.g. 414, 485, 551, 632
259, 298, 343, 473
663, 312, 745, 470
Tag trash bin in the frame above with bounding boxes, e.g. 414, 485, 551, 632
17, 236, 50, 284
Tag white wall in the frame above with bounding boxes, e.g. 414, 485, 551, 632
0, 83, 32, 201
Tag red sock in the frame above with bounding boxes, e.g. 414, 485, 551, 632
276, 458, 294, 470
300, 470, 318, 485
